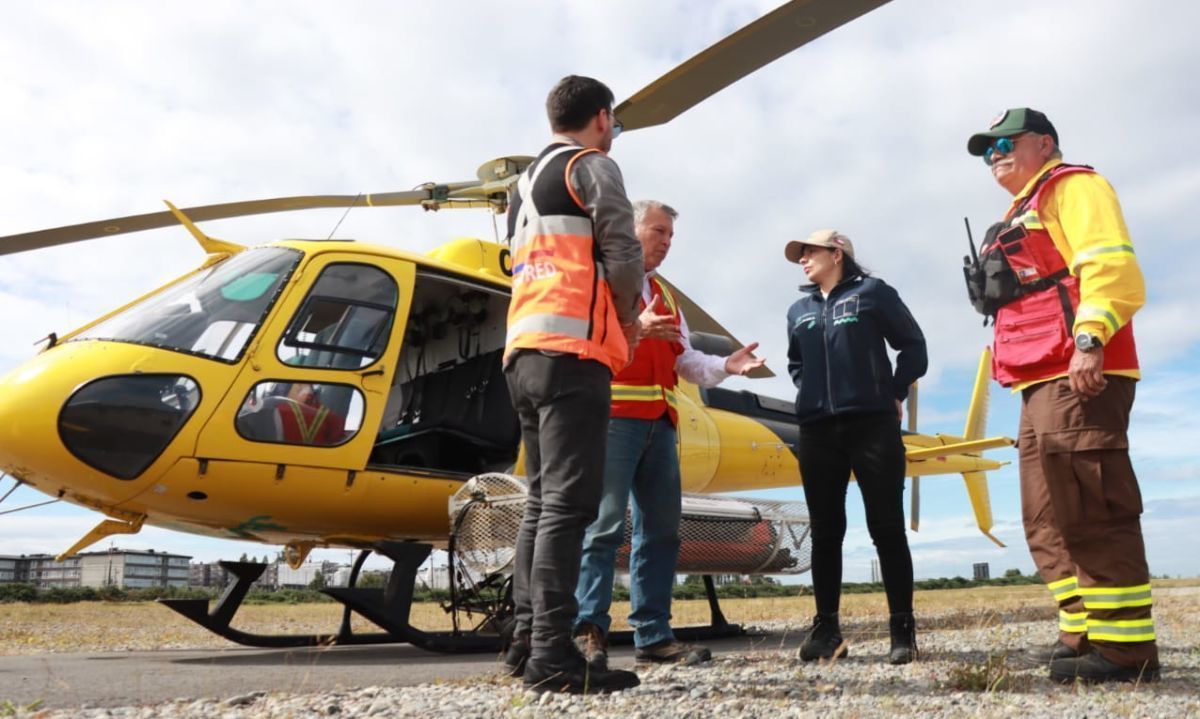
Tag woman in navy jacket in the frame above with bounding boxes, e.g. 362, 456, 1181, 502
785, 229, 927, 665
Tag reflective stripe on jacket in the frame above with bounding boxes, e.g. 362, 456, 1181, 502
990, 164, 1139, 386
611, 275, 684, 424
504, 143, 629, 373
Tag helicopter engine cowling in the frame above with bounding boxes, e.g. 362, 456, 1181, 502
449, 473, 811, 579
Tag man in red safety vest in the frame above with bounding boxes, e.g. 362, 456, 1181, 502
572, 200, 765, 670
965, 108, 1157, 684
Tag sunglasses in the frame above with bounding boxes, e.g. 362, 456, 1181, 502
983, 134, 1027, 166
612, 117, 624, 139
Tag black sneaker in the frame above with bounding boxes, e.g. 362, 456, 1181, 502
887, 612, 918, 665
800, 613, 848, 662
1013, 639, 1081, 668
634, 639, 712, 667
522, 649, 640, 694
1049, 651, 1161, 684
501, 633, 530, 677
573, 623, 609, 672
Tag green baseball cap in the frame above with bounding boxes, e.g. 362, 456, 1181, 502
967, 108, 1059, 156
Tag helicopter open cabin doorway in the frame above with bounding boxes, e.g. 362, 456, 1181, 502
368, 270, 520, 477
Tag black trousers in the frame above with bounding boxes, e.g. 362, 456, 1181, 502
505, 351, 612, 655
798, 411, 913, 617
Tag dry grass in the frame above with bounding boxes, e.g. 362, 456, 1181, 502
2, 581, 1197, 656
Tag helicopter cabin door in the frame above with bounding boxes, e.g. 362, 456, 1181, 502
195, 251, 414, 470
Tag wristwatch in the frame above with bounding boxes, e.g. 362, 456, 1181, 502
1074, 333, 1102, 353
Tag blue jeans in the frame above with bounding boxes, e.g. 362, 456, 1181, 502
575, 416, 681, 648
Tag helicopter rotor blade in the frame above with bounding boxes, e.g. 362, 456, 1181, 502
0, 186, 480, 256
614, 0, 891, 133
907, 382, 919, 531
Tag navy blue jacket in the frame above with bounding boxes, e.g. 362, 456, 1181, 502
787, 275, 927, 424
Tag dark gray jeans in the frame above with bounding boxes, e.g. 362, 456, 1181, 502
505, 351, 612, 655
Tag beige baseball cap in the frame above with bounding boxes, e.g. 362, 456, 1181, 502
785, 229, 855, 263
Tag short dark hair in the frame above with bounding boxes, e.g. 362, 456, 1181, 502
546, 75, 615, 133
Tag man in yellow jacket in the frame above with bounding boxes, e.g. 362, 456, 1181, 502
965, 108, 1157, 683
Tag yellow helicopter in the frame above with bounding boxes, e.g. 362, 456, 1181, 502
0, 0, 1010, 651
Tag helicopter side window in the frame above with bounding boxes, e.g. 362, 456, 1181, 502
74, 248, 301, 363
235, 380, 364, 447
277, 263, 398, 370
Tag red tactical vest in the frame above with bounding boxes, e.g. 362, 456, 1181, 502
611, 276, 684, 425
989, 164, 1139, 386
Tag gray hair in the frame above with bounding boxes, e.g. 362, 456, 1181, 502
633, 200, 678, 226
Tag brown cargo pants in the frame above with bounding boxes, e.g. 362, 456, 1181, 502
1019, 376, 1157, 668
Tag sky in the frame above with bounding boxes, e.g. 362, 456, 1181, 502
1, 0, 1199, 583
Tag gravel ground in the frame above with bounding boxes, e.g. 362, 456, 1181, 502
24, 609, 1198, 719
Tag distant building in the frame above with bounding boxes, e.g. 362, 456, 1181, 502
0, 549, 190, 589
416, 563, 451, 591
276, 560, 344, 588
973, 562, 990, 581
0, 555, 22, 583
189, 561, 277, 590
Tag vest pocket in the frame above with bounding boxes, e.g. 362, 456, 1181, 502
994, 289, 1073, 373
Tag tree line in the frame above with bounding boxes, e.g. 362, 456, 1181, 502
0, 569, 1053, 604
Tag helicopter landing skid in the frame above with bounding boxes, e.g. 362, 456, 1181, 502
159, 542, 503, 652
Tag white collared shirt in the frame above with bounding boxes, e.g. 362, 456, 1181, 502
644, 271, 730, 388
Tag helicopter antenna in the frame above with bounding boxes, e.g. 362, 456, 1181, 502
327, 193, 364, 240
0, 473, 19, 505
0, 478, 63, 516
491, 212, 501, 245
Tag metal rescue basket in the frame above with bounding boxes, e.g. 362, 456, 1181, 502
449, 472, 812, 579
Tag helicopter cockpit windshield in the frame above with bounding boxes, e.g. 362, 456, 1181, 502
74, 247, 301, 362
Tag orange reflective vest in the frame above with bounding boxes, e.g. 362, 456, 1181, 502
504, 143, 629, 374
611, 276, 684, 425
989, 164, 1139, 386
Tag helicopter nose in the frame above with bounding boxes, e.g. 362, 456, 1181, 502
0, 357, 63, 485
0, 344, 202, 496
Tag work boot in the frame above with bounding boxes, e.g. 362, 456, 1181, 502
573, 623, 609, 672
1049, 651, 1161, 684
799, 613, 848, 661
887, 612, 918, 665
523, 646, 640, 694
635, 639, 712, 666
1014, 639, 1081, 667
500, 632, 530, 677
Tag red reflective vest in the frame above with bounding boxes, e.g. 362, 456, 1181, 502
611, 276, 684, 425
503, 143, 629, 374
989, 164, 1139, 386
276, 399, 345, 445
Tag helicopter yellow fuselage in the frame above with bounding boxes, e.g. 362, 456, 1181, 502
0, 237, 1005, 558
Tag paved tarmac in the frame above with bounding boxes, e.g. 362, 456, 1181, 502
0, 631, 801, 709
